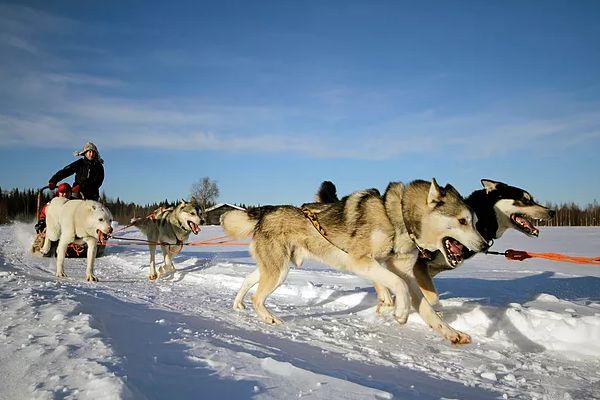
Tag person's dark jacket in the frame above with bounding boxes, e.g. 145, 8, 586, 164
49, 158, 104, 201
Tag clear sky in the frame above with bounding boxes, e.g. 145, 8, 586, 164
1, 1, 599, 206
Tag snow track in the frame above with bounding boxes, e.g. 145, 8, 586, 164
1, 223, 599, 399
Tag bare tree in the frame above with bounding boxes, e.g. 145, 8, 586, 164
190, 177, 220, 221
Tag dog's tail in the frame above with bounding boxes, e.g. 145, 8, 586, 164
221, 210, 257, 240
315, 181, 339, 203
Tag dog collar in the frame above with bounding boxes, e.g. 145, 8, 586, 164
408, 233, 434, 260
400, 194, 434, 260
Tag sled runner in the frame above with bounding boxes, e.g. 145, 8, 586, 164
30, 186, 106, 258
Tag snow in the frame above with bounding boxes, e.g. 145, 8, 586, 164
1, 223, 599, 399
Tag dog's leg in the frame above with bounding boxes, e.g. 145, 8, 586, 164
40, 234, 52, 255
41, 226, 59, 255
167, 244, 182, 271
385, 257, 471, 345
55, 237, 70, 278
345, 258, 412, 324
372, 281, 394, 314
414, 261, 439, 306
250, 240, 290, 325
158, 244, 179, 276
148, 243, 158, 280
84, 238, 98, 282
158, 244, 170, 276
234, 268, 260, 311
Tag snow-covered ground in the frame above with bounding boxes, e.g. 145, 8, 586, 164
1, 223, 599, 400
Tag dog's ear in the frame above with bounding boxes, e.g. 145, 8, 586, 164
427, 178, 445, 208
481, 179, 499, 193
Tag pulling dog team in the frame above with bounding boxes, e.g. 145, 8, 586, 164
222, 178, 553, 344
34, 143, 555, 343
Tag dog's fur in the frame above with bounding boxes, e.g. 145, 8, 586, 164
134, 200, 202, 280
222, 179, 488, 344
40, 198, 113, 281
312, 179, 555, 307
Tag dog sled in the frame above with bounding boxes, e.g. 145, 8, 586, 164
30, 186, 106, 258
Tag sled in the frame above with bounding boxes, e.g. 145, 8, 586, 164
31, 186, 106, 258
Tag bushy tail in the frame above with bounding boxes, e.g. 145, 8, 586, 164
220, 210, 257, 240
316, 181, 339, 203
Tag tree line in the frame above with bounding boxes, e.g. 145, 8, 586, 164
0, 186, 183, 226
1, 185, 599, 227
538, 201, 600, 227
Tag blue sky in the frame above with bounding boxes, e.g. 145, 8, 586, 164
1, 1, 599, 206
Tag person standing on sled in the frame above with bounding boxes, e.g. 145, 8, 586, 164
48, 142, 105, 201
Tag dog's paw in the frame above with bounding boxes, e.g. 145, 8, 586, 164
158, 265, 176, 276
376, 299, 395, 315
157, 268, 172, 279
263, 315, 283, 325
86, 275, 98, 282
393, 293, 411, 324
448, 330, 471, 345
56, 271, 67, 278
394, 313, 409, 325
233, 301, 246, 311
148, 273, 158, 281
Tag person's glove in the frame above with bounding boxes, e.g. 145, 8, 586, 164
48, 182, 56, 190
35, 220, 46, 233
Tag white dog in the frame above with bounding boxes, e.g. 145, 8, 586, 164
40, 198, 113, 281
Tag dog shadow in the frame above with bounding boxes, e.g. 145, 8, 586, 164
164, 250, 254, 283
434, 271, 600, 353
166, 261, 213, 283
288, 286, 379, 321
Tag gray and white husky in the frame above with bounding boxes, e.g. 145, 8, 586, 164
222, 179, 488, 344
134, 200, 202, 280
311, 179, 555, 307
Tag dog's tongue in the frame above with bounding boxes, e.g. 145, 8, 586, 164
97, 230, 106, 244
449, 240, 464, 255
189, 221, 200, 235
515, 215, 538, 234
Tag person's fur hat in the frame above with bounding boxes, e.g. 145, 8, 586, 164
74, 142, 103, 162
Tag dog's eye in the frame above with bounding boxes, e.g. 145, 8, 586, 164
99, 218, 104, 222
458, 218, 468, 225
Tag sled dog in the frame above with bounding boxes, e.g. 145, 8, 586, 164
222, 179, 488, 344
134, 200, 202, 280
40, 198, 113, 281
310, 179, 555, 307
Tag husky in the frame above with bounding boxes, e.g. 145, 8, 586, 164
222, 179, 488, 344
40, 198, 113, 282
134, 200, 202, 280
311, 179, 555, 307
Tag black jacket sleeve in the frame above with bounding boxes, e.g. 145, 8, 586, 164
49, 159, 82, 185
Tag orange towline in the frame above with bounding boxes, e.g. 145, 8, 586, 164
489, 249, 600, 265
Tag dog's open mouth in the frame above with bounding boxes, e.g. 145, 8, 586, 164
188, 221, 200, 235
442, 237, 466, 267
511, 213, 539, 237
97, 229, 111, 245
